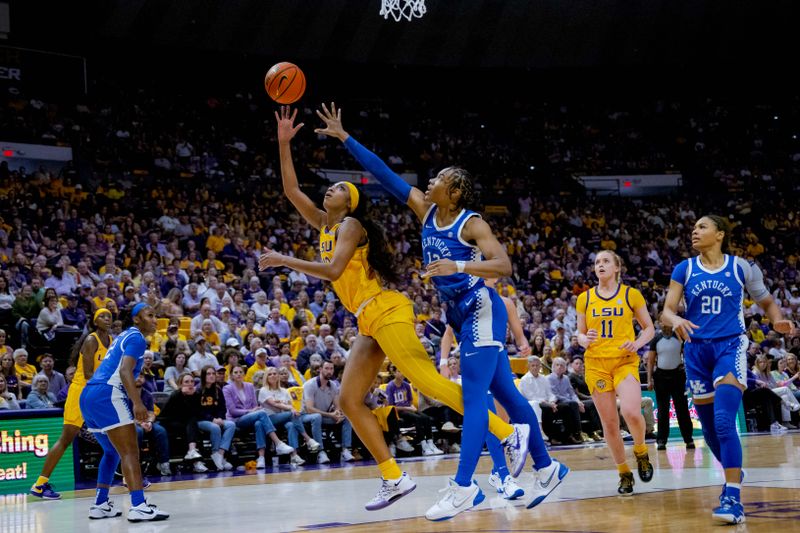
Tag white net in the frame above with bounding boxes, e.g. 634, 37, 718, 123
380, 0, 427, 21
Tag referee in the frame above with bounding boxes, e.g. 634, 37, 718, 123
646, 324, 695, 450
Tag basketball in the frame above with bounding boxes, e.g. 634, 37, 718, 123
264, 62, 306, 104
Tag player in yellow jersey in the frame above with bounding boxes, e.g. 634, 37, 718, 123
258, 107, 529, 511
576, 250, 655, 495
30, 308, 112, 500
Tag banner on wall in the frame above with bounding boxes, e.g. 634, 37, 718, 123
643, 390, 747, 440
0, 413, 73, 495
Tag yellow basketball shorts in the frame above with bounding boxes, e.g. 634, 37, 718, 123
62, 382, 85, 427
357, 290, 415, 337
585, 354, 640, 394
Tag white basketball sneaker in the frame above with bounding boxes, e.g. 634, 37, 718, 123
488, 472, 524, 500
425, 479, 485, 521
527, 459, 569, 509
88, 499, 122, 520
364, 472, 417, 511
503, 423, 530, 477
127, 501, 170, 522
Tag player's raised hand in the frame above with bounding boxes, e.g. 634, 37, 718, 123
672, 317, 699, 342
275, 106, 304, 144
258, 248, 285, 270
314, 102, 349, 141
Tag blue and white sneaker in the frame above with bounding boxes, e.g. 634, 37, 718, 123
488, 472, 524, 500
527, 459, 569, 509
503, 423, 530, 478
712, 496, 745, 524
30, 482, 61, 500
425, 479, 485, 521
718, 469, 746, 504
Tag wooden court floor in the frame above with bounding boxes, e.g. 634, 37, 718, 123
3, 433, 799, 532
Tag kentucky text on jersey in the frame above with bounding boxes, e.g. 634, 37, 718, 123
690, 279, 733, 298
421, 236, 453, 259
421, 206, 482, 302
671, 254, 770, 340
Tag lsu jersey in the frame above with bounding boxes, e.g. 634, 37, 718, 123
72, 332, 109, 388
319, 221, 383, 315
577, 284, 646, 358
671, 254, 769, 340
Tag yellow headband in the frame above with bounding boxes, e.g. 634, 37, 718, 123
93, 308, 112, 324
337, 181, 359, 212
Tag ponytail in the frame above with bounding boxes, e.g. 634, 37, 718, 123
704, 214, 731, 251
348, 190, 401, 286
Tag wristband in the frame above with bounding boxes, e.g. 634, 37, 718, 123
456, 260, 466, 273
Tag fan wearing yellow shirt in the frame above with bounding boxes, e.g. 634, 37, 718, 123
576, 250, 655, 496
258, 107, 529, 511
30, 309, 112, 500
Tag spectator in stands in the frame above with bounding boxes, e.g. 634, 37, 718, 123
0, 329, 12, 359
251, 370, 266, 390
27, 374, 57, 408
0, 278, 14, 328
517, 356, 553, 442
61, 294, 88, 330
12, 285, 39, 348
546, 357, 585, 444
277, 367, 295, 388
0, 353, 20, 399
133, 374, 172, 477
322, 335, 345, 362
190, 304, 223, 339
265, 308, 290, 340
330, 351, 346, 381
785, 354, 800, 387
302, 361, 354, 463
224, 365, 294, 468
197, 365, 234, 471
296, 335, 320, 373
752, 355, 800, 427
386, 366, 442, 456
259, 367, 321, 466
157, 372, 207, 473
280, 354, 304, 386
36, 354, 66, 396
0, 374, 21, 410
200, 319, 221, 352
773, 357, 800, 402
744, 368, 786, 432
245, 348, 270, 383
163, 352, 188, 394
188, 338, 218, 376
57, 366, 75, 403
14, 348, 36, 389
140, 351, 159, 393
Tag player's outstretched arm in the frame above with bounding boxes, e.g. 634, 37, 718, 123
276, 106, 326, 230
259, 218, 361, 282
315, 102, 430, 221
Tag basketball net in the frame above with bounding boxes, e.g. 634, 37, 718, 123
380, 0, 426, 21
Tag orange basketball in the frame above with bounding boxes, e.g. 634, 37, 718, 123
264, 62, 306, 104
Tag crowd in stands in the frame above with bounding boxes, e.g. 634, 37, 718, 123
1, 84, 799, 469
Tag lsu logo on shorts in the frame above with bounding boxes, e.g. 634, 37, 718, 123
595, 379, 607, 391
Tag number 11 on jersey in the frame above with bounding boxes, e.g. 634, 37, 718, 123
600, 319, 614, 338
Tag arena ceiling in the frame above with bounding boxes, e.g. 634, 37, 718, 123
9, 0, 797, 70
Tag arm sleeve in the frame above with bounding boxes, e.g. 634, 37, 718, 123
670, 259, 689, 285
737, 258, 771, 302
343, 136, 412, 204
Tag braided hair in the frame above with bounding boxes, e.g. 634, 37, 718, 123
704, 214, 731, 251
444, 166, 479, 211
348, 190, 401, 286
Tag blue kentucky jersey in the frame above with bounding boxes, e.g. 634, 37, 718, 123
421, 205, 483, 302
87, 327, 147, 388
671, 254, 769, 341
